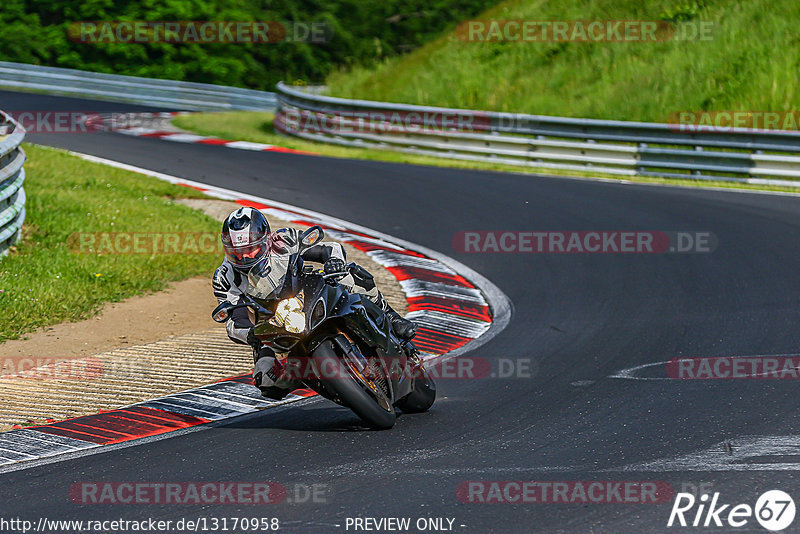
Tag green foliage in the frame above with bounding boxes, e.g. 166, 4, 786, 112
0, 0, 498, 90
327, 0, 800, 124
660, 0, 706, 23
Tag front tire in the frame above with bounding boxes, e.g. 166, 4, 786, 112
311, 340, 396, 429
396, 365, 436, 413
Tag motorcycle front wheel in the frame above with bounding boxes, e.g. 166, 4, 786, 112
396, 363, 436, 413
311, 339, 396, 430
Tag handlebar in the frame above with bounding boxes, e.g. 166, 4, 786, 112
322, 271, 348, 280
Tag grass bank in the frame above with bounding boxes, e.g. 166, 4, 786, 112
0, 144, 219, 342
326, 0, 800, 124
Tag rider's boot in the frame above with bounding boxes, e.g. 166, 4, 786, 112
252, 346, 293, 400
376, 291, 417, 341
349, 263, 417, 341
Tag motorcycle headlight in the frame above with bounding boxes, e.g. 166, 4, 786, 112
270, 292, 306, 334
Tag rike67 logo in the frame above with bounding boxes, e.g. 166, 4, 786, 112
668, 490, 795, 531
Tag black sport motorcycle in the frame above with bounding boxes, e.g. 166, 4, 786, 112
211, 225, 436, 429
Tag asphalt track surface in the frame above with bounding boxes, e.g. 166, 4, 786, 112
3, 89, 800, 533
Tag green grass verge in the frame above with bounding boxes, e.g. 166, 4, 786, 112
0, 144, 219, 343
326, 0, 800, 124
173, 111, 800, 194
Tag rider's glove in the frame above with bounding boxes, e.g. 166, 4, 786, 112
323, 257, 346, 276
246, 327, 261, 349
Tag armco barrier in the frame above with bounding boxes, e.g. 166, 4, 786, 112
274, 82, 800, 187
0, 110, 25, 258
4, 62, 798, 186
0, 61, 276, 111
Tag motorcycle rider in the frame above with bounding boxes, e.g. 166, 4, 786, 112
212, 207, 417, 400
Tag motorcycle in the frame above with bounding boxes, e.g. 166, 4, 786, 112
211, 225, 436, 429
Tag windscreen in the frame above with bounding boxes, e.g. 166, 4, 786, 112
246, 254, 290, 300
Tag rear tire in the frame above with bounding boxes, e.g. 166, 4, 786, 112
396, 366, 436, 413
311, 340, 396, 429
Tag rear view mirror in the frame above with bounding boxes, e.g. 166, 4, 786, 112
212, 302, 233, 323
299, 225, 324, 249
